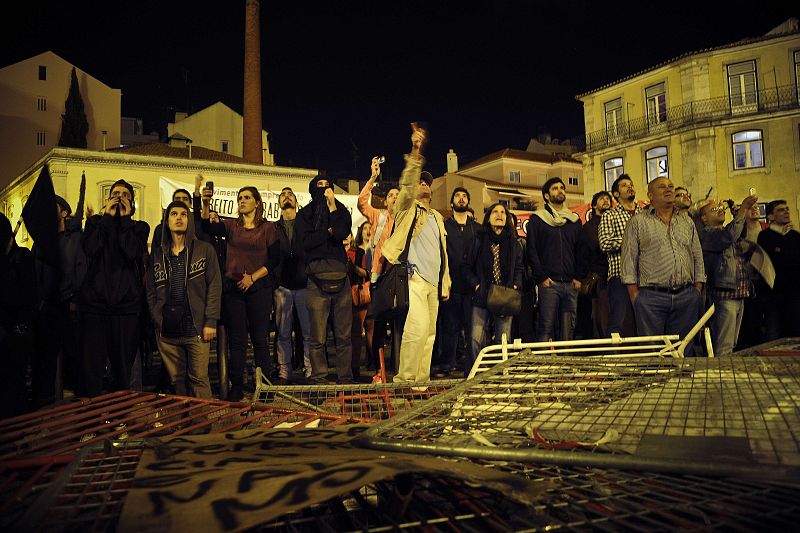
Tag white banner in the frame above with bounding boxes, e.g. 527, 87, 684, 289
158, 177, 367, 237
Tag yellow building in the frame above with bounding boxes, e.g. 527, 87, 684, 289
576, 18, 800, 222
0, 51, 122, 190
167, 102, 274, 165
0, 145, 316, 247
431, 148, 584, 216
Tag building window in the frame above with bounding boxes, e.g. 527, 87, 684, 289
604, 98, 623, 135
603, 157, 623, 190
38, 65, 46, 80
509, 170, 521, 183
645, 146, 668, 182
221, 141, 229, 153
794, 50, 800, 103
727, 60, 757, 113
645, 82, 667, 125
732, 130, 764, 169
568, 176, 579, 186
36, 131, 46, 145
37, 96, 46, 111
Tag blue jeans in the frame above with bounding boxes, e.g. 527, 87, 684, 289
709, 295, 744, 356
471, 307, 512, 363
274, 286, 312, 379
633, 286, 701, 356
438, 292, 472, 371
607, 276, 635, 336
536, 281, 578, 342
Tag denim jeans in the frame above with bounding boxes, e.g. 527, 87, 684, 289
274, 286, 312, 379
157, 334, 212, 398
709, 295, 744, 356
536, 281, 578, 342
633, 286, 701, 355
607, 276, 635, 336
471, 306, 512, 364
438, 292, 472, 371
306, 279, 353, 381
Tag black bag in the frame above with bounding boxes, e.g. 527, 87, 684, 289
309, 271, 348, 294
486, 284, 521, 317
368, 208, 418, 320
161, 301, 187, 338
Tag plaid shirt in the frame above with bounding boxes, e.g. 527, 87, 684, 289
598, 204, 641, 280
709, 246, 750, 300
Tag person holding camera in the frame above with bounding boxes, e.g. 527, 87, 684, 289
201, 185, 278, 401
147, 201, 221, 397
273, 187, 312, 384
79, 180, 150, 396
462, 203, 524, 362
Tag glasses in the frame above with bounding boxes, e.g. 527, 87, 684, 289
675, 192, 692, 198
110, 190, 132, 200
707, 205, 727, 213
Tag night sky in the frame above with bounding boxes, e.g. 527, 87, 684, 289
1, 1, 796, 178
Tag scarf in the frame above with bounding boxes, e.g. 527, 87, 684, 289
534, 203, 579, 227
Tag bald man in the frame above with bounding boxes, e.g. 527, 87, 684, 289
621, 177, 705, 354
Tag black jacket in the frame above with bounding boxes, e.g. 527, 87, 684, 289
274, 216, 307, 289
34, 218, 87, 304
579, 214, 608, 279
758, 228, 800, 294
79, 214, 150, 314
526, 211, 586, 284
297, 176, 352, 267
463, 227, 524, 309
445, 216, 480, 294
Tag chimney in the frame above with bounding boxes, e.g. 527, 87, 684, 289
446, 149, 458, 173
243, 0, 263, 164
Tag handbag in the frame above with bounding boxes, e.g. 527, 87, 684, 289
352, 281, 371, 307
368, 207, 418, 320
486, 284, 521, 317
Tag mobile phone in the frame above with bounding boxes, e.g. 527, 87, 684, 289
377, 156, 386, 164
206, 181, 214, 192
749, 187, 756, 196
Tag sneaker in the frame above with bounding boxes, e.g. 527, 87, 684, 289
432, 367, 451, 379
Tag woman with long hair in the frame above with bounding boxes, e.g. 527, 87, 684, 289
202, 186, 278, 400
463, 203, 524, 364
347, 221, 374, 377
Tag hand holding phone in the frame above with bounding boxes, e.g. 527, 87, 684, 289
206, 181, 214, 193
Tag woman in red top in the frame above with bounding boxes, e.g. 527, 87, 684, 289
202, 186, 278, 401
347, 221, 374, 377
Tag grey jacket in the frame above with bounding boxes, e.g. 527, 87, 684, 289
700, 218, 746, 290
146, 207, 222, 334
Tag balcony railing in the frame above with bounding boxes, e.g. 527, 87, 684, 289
582, 84, 800, 153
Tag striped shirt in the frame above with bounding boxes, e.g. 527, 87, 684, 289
621, 207, 706, 288
598, 204, 641, 280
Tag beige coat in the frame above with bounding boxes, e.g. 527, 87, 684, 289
381, 155, 451, 299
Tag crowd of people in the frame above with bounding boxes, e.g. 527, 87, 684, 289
1, 125, 798, 416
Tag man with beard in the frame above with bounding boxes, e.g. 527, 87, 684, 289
527, 177, 584, 341
599, 174, 641, 337
434, 187, 479, 377
674, 186, 693, 214
381, 125, 450, 385
273, 187, 312, 383
578, 191, 612, 339
296, 176, 353, 383
621, 177, 705, 353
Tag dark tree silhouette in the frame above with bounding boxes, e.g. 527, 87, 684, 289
58, 67, 88, 148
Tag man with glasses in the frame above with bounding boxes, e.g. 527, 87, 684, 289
79, 179, 150, 395
674, 187, 692, 214
621, 177, 705, 354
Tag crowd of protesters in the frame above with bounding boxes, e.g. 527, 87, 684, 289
1, 124, 798, 416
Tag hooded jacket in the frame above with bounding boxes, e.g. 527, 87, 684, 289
296, 175, 352, 267
146, 205, 222, 335
79, 213, 150, 314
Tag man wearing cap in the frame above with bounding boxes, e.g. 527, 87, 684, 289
621, 177, 705, 354
32, 195, 87, 404
381, 126, 450, 385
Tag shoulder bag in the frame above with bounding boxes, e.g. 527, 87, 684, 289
367, 207, 418, 320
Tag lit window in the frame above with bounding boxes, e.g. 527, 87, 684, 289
38, 65, 46, 80
603, 157, 623, 190
604, 98, 623, 135
509, 170, 520, 183
645, 146, 668, 182
645, 82, 667, 125
37, 96, 46, 111
36, 131, 46, 145
728, 60, 757, 113
732, 130, 764, 169
221, 141, 229, 153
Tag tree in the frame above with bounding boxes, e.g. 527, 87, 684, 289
58, 67, 88, 148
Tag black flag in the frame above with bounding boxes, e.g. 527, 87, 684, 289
21, 164, 59, 266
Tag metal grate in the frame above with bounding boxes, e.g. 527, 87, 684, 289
253, 370, 462, 421
733, 337, 800, 357
359, 354, 800, 480
0, 390, 366, 459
